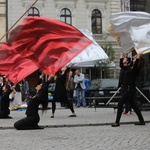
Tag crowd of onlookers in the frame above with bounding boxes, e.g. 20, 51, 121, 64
0, 76, 30, 112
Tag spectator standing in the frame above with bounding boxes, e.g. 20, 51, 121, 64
13, 83, 22, 106
0, 76, 4, 101
66, 70, 74, 102
84, 74, 91, 106
22, 78, 29, 101
0, 84, 12, 118
74, 70, 86, 107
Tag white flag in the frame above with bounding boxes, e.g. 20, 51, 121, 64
69, 28, 109, 67
109, 11, 150, 54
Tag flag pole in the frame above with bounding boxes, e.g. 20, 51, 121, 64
0, 0, 38, 42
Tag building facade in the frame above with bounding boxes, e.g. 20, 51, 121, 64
6, 0, 150, 85
0, 0, 6, 42
7, 0, 121, 34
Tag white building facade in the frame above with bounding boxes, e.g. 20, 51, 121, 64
7, 0, 121, 35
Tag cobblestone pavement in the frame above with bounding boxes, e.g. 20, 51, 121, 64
1, 124, 150, 150
0, 105, 150, 150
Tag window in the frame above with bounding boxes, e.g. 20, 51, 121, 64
130, 0, 146, 11
60, 8, 72, 25
28, 7, 40, 17
91, 9, 102, 34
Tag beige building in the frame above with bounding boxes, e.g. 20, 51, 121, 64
0, 0, 6, 42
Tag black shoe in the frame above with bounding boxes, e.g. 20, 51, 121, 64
34, 125, 44, 129
111, 123, 120, 127
135, 122, 145, 125
69, 115, 77, 117
0, 116, 13, 119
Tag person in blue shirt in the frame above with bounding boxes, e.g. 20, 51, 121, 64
84, 74, 91, 106
22, 78, 29, 101
84, 74, 91, 91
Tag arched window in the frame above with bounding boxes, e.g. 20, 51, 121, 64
91, 9, 102, 34
60, 8, 72, 25
28, 7, 40, 17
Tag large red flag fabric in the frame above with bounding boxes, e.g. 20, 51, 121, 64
0, 43, 39, 84
8, 17, 92, 75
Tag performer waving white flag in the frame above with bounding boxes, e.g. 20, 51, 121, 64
108, 11, 150, 54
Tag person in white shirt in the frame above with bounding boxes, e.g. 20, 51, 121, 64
74, 70, 86, 107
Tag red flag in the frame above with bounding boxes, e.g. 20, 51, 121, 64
0, 43, 38, 84
8, 17, 92, 74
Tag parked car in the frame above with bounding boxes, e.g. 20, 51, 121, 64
87, 78, 121, 106
88, 79, 150, 108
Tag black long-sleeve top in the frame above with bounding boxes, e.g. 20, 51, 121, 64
120, 58, 140, 86
118, 58, 130, 87
53, 67, 70, 99
26, 80, 52, 117
0, 90, 11, 115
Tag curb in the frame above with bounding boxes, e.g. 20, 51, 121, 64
1, 121, 150, 130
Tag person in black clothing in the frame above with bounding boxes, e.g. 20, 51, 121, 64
112, 52, 145, 127
0, 76, 4, 102
118, 55, 132, 115
0, 84, 12, 118
14, 75, 54, 130
51, 64, 76, 118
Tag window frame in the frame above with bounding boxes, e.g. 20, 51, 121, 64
28, 7, 40, 17
91, 9, 102, 34
60, 8, 72, 25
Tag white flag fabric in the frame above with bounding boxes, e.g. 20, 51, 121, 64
69, 28, 109, 67
129, 24, 150, 53
109, 11, 150, 54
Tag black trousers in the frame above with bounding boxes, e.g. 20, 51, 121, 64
0, 111, 10, 118
124, 102, 131, 113
115, 86, 144, 124
14, 115, 40, 130
52, 96, 75, 114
